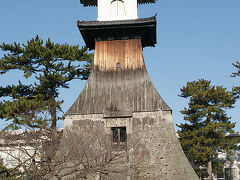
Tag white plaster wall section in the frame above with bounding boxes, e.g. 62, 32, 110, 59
132, 111, 172, 121
109, 0, 126, 17
162, 110, 173, 123
124, 0, 138, 20
105, 118, 128, 128
64, 114, 104, 128
0, 146, 37, 171
98, 0, 111, 21
64, 115, 73, 127
97, 0, 138, 21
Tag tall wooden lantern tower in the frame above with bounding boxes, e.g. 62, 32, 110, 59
63, 0, 199, 179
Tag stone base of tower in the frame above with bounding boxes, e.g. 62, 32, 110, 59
63, 111, 199, 180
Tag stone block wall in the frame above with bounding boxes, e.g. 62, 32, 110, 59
63, 110, 199, 180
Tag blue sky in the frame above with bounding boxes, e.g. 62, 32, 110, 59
0, 0, 240, 131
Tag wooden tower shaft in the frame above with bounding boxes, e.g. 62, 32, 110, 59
94, 39, 145, 71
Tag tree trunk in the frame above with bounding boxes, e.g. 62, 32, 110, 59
207, 160, 212, 180
50, 106, 57, 130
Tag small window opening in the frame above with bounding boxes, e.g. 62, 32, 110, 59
111, 127, 126, 149
116, 63, 121, 69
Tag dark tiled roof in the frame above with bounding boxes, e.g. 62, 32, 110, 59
80, 0, 156, 7
78, 16, 156, 26
78, 16, 157, 50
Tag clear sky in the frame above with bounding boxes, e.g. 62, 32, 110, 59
0, 0, 240, 131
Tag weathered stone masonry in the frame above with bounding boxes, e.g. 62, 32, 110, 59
65, 111, 198, 179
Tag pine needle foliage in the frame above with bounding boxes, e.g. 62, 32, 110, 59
177, 79, 238, 178
231, 61, 240, 99
0, 35, 93, 130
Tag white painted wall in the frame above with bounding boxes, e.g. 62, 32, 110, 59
97, 0, 138, 21
0, 146, 36, 171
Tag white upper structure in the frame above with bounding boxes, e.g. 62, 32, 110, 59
97, 0, 138, 21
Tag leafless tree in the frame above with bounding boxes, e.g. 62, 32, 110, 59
0, 127, 145, 180
0, 128, 62, 179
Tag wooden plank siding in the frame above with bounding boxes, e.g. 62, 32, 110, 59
94, 39, 145, 71
66, 39, 171, 116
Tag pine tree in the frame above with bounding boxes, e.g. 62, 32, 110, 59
0, 35, 93, 130
177, 79, 238, 179
231, 61, 240, 98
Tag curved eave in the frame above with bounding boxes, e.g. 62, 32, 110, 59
80, 0, 156, 7
78, 16, 157, 50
